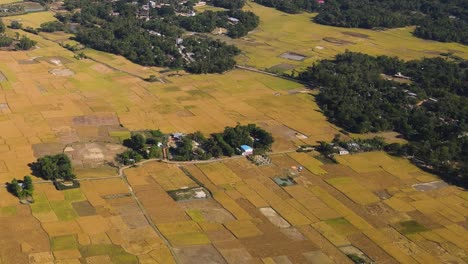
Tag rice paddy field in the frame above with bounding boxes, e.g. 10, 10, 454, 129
225, 2, 468, 72
0, 4, 466, 264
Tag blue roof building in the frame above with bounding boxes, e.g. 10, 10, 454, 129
240, 145, 253, 156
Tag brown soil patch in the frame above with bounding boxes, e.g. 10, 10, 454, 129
279, 52, 307, 61
77, 215, 110, 235
114, 202, 149, 228
174, 245, 227, 264
348, 233, 398, 264
323, 37, 355, 45
32, 142, 66, 158
178, 199, 235, 223
72, 201, 96, 216
72, 113, 120, 126
37, 56, 73, 65
65, 142, 126, 168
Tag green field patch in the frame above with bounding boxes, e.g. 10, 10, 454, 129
325, 217, 359, 236
109, 130, 131, 142
30, 192, 52, 214
51, 235, 78, 251
166, 232, 211, 246
79, 244, 138, 264
50, 200, 78, 221
186, 210, 204, 222
0, 206, 17, 217
398, 220, 428, 234
64, 189, 85, 201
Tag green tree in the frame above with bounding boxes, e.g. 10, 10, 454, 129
0, 35, 13, 47
0, 20, 5, 34
7, 178, 22, 198
22, 175, 34, 196
32, 154, 75, 181
10, 21, 22, 29
116, 150, 143, 165
16, 35, 37, 50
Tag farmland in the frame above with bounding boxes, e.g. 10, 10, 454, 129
0, 3, 467, 264
226, 2, 468, 72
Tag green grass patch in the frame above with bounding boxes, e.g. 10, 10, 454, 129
51, 235, 78, 251
399, 220, 428, 234
186, 210, 204, 222
0, 206, 17, 217
50, 200, 78, 221
79, 244, 138, 264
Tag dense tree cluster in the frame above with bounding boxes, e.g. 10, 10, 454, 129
30, 154, 76, 181
179, 10, 259, 38
254, 0, 319, 14
117, 130, 166, 165
7, 176, 34, 199
299, 51, 468, 187
212, 0, 246, 10
64, 0, 257, 73
171, 124, 274, 161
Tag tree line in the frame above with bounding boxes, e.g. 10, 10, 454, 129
116, 124, 274, 164
299, 51, 468, 187
171, 124, 274, 161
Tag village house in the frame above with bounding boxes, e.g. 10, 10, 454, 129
394, 72, 411, 80
227, 17, 240, 24
240, 145, 253, 156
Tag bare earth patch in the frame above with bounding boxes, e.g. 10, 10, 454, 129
49, 68, 75, 76
279, 52, 307, 61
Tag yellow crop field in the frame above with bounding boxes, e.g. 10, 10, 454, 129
4, 11, 57, 28
224, 220, 263, 238
288, 152, 327, 175
197, 162, 242, 186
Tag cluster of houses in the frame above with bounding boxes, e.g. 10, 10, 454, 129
169, 132, 255, 157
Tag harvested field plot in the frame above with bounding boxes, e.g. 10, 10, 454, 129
279, 52, 307, 61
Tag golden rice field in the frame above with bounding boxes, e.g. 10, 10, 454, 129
0, 4, 466, 264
